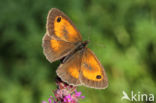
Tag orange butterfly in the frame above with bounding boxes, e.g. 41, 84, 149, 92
42, 8, 108, 89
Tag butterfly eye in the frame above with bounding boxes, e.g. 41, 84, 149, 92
57, 16, 61, 22
96, 75, 101, 79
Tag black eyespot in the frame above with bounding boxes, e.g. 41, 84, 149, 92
57, 17, 61, 22
96, 75, 101, 79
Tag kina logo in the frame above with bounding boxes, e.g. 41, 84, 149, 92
121, 91, 154, 102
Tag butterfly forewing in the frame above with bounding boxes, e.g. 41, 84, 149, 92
47, 8, 82, 43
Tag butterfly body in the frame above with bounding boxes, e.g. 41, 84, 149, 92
42, 8, 108, 89
61, 40, 89, 63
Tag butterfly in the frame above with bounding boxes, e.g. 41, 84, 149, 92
42, 8, 108, 89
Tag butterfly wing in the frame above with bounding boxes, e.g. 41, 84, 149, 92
56, 50, 83, 85
80, 48, 108, 89
43, 8, 83, 62
42, 34, 77, 63
46, 8, 82, 43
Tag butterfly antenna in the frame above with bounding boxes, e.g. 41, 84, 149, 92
87, 25, 92, 42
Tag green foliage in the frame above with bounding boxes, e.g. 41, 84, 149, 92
0, 0, 156, 103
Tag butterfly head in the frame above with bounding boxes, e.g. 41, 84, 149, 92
82, 40, 89, 48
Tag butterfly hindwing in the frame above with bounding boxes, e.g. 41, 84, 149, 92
56, 50, 83, 86
80, 48, 108, 89
46, 8, 82, 43
42, 34, 76, 63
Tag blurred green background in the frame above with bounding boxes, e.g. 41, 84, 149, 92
0, 0, 156, 103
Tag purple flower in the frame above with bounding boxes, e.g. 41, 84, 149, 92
81, 96, 85, 99
42, 101, 47, 103
74, 91, 85, 99
42, 77, 85, 103
64, 94, 72, 102
75, 91, 81, 97
48, 98, 52, 103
